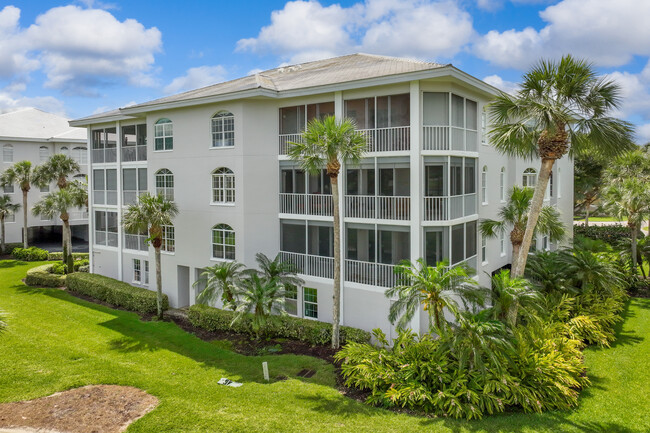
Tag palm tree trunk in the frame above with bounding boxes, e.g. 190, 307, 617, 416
513, 158, 554, 277
331, 174, 341, 349
511, 243, 521, 276
63, 220, 73, 272
22, 190, 28, 248
155, 246, 163, 320
585, 206, 590, 227
631, 226, 638, 275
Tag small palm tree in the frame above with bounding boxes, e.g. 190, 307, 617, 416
386, 259, 481, 333
0, 195, 20, 254
560, 249, 625, 296
35, 154, 80, 190
247, 252, 304, 288
32, 182, 87, 271
489, 55, 635, 277
289, 115, 366, 349
195, 261, 245, 310
233, 274, 286, 338
525, 250, 572, 295
480, 186, 565, 275
0, 161, 44, 248
487, 270, 540, 328
123, 193, 179, 320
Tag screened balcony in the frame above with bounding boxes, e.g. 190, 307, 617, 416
345, 164, 410, 220
121, 124, 147, 162
422, 93, 478, 152
423, 157, 477, 221
279, 167, 333, 216
122, 168, 148, 206
91, 128, 117, 163
279, 221, 335, 279
278, 102, 334, 155
424, 222, 478, 272
345, 94, 410, 152
124, 231, 148, 251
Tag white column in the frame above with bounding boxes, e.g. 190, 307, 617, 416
334, 90, 345, 326
87, 127, 95, 274
116, 121, 123, 281
409, 81, 421, 333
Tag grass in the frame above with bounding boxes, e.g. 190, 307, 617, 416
0, 260, 649, 432
574, 216, 624, 223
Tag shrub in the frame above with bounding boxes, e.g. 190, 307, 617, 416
12, 247, 49, 261
188, 303, 370, 345
25, 264, 66, 287
2, 242, 23, 255
66, 273, 168, 315
50, 262, 67, 275
77, 265, 90, 273
47, 252, 89, 261
574, 224, 640, 245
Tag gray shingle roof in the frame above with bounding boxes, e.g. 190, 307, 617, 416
0, 107, 86, 141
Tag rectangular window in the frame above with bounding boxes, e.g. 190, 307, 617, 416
133, 259, 149, 285
481, 168, 487, 204
40, 183, 50, 193
285, 284, 298, 316
154, 122, 173, 151
122, 168, 147, 205
500, 231, 506, 256
303, 287, 318, 319
481, 236, 487, 264
481, 109, 487, 145
451, 223, 464, 265
5, 212, 15, 223
2, 145, 13, 162
466, 221, 477, 258
94, 210, 118, 247
162, 225, 175, 253
3, 184, 14, 194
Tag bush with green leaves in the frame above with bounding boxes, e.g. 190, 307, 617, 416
574, 224, 641, 245
47, 252, 89, 261
3, 243, 22, 256
25, 264, 66, 287
50, 262, 67, 275
66, 273, 168, 315
188, 303, 370, 345
12, 247, 49, 261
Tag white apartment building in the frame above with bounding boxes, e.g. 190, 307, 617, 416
0, 108, 89, 245
71, 54, 573, 336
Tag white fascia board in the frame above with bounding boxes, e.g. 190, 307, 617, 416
69, 114, 140, 127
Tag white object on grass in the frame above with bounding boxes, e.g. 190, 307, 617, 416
262, 361, 269, 381
218, 377, 242, 387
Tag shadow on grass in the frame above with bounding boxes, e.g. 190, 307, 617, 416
0, 260, 27, 269
609, 299, 646, 348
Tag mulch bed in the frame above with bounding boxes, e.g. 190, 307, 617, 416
0, 385, 158, 433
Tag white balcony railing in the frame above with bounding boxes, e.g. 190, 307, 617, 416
279, 134, 303, 155
424, 193, 477, 221
92, 148, 117, 163
279, 193, 333, 216
121, 145, 147, 162
359, 126, 410, 152
279, 251, 334, 279
423, 126, 478, 152
124, 234, 148, 251
345, 259, 397, 288
68, 210, 88, 221
345, 195, 410, 220
123, 190, 147, 206
423, 126, 449, 150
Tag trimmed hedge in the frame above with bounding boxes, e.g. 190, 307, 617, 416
48, 252, 89, 261
2, 242, 23, 255
188, 303, 371, 345
25, 264, 66, 287
66, 273, 168, 315
51, 259, 90, 275
12, 247, 49, 261
574, 224, 642, 245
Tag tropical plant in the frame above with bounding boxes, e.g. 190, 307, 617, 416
123, 193, 179, 319
0, 161, 45, 248
560, 249, 625, 296
574, 152, 605, 225
0, 195, 20, 254
386, 259, 481, 332
487, 269, 541, 328
489, 55, 635, 277
195, 261, 245, 310
289, 115, 366, 348
232, 274, 286, 338
525, 250, 572, 295
247, 252, 304, 288
480, 186, 565, 275
32, 182, 87, 272
34, 153, 80, 190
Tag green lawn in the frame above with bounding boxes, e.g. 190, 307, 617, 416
1, 260, 649, 432
573, 216, 624, 223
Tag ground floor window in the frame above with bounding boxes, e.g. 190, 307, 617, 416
133, 259, 149, 285
303, 287, 318, 319
285, 284, 298, 316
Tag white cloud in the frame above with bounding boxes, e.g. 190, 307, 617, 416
0, 6, 39, 79
0, 84, 65, 115
482, 74, 519, 94
638, 124, 650, 145
164, 66, 227, 94
474, 0, 650, 69
237, 0, 474, 64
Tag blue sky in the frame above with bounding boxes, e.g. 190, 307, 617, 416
2, 0, 650, 142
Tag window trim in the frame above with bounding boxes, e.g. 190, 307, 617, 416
303, 287, 318, 319
499, 167, 506, 202
154, 118, 173, 152
162, 225, 175, 254
211, 223, 235, 261
155, 168, 174, 201
211, 167, 235, 205
481, 165, 488, 205
522, 168, 537, 188
211, 111, 235, 148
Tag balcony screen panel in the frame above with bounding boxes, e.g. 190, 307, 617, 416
345, 98, 375, 129
451, 223, 464, 264
93, 170, 104, 191
466, 99, 478, 130
281, 170, 294, 194
136, 124, 147, 145
107, 212, 118, 233
94, 211, 106, 231
307, 102, 334, 122
464, 158, 476, 194
106, 128, 117, 148
123, 168, 136, 190
308, 225, 333, 257
346, 169, 359, 195
376, 96, 389, 128
426, 165, 445, 196
466, 221, 477, 258
106, 169, 117, 190
92, 130, 104, 149
379, 168, 394, 196
450, 158, 463, 196
280, 106, 305, 135
390, 94, 410, 127
425, 229, 444, 266
281, 222, 305, 254
138, 168, 148, 191
122, 125, 136, 146
451, 94, 464, 128
423, 92, 449, 126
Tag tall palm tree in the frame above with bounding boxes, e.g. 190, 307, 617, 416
233, 274, 286, 338
480, 186, 565, 275
489, 55, 635, 277
195, 261, 245, 310
0, 161, 44, 248
35, 154, 80, 190
0, 195, 20, 254
386, 259, 481, 333
487, 270, 540, 328
289, 115, 366, 349
123, 193, 179, 320
574, 153, 605, 226
32, 182, 87, 271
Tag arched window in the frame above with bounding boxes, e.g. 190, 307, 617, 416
481, 165, 488, 204
60, 146, 69, 156
212, 167, 235, 203
3, 144, 12, 162
499, 167, 506, 202
154, 118, 173, 151
212, 223, 235, 260
522, 168, 537, 187
72, 146, 88, 164
39, 146, 50, 162
155, 169, 174, 201
211, 111, 235, 147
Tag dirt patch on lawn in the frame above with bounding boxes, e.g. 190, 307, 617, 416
0, 385, 158, 433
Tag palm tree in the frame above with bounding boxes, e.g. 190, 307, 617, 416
574, 153, 605, 226
0, 161, 45, 248
479, 186, 565, 275
32, 182, 87, 271
560, 249, 625, 296
123, 193, 179, 320
233, 274, 286, 338
35, 154, 80, 190
489, 55, 635, 277
248, 252, 304, 288
195, 261, 245, 310
487, 270, 540, 328
386, 259, 481, 333
0, 195, 20, 254
289, 115, 366, 348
